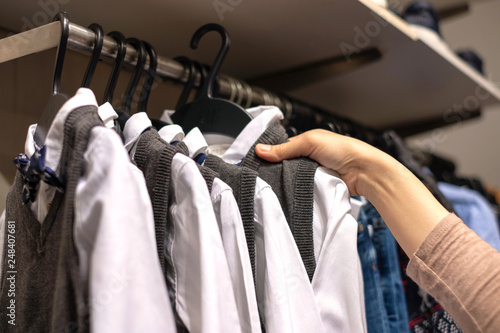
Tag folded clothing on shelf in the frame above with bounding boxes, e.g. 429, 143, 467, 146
456, 49, 484, 74
403, 1, 441, 36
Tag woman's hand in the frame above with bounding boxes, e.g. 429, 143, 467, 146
255, 129, 449, 257
255, 129, 392, 197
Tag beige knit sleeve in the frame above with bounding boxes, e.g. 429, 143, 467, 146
407, 213, 500, 333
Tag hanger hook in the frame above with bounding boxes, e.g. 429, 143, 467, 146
190, 23, 230, 99
174, 56, 196, 110
81, 23, 103, 88
104, 31, 127, 104
52, 12, 70, 95
121, 38, 146, 114
196, 63, 211, 99
138, 41, 158, 113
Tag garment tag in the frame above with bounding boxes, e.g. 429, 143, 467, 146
367, 224, 374, 238
350, 197, 365, 220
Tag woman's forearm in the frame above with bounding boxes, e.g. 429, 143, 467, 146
360, 153, 450, 256
255, 129, 450, 257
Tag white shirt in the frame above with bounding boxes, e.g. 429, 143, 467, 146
211, 105, 367, 332
124, 115, 243, 333
253, 177, 324, 332
181, 128, 262, 333
23, 88, 176, 332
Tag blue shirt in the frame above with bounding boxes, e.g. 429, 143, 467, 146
438, 182, 500, 252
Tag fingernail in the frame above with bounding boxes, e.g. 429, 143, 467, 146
258, 144, 271, 152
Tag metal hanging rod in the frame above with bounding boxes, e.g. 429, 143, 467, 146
0, 20, 294, 118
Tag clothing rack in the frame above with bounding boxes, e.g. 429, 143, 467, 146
0, 19, 383, 138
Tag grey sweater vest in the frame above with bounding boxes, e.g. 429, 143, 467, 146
133, 128, 188, 333
0, 106, 102, 333
134, 128, 177, 275
241, 120, 318, 281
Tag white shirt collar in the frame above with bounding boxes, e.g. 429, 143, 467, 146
158, 105, 283, 163
221, 106, 284, 164
24, 124, 37, 158
98, 102, 119, 129
183, 127, 208, 158
24, 90, 118, 161
24, 88, 99, 172
158, 125, 184, 144
123, 112, 152, 152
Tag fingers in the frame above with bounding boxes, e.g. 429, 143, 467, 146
255, 134, 314, 162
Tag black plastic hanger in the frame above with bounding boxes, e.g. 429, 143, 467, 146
33, 12, 70, 148
103, 31, 127, 104
115, 38, 146, 129
138, 41, 157, 113
81, 23, 103, 88
120, 38, 146, 115
171, 23, 252, 138
195, 62, 209, 99
174, 56, 197, 110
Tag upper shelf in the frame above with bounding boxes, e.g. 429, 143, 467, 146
271, 0, 500, 129
0, 0, 499, 130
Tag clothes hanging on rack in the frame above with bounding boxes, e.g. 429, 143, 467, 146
356, 204, 392, 333
192, 105, 366, 332
162, 104, 367, 331
357, 200, 409, 333
1, 107, 99, 333
179, 127, 264, 332
438, 182, 500, 251
0, 89, 176, 333
203, 155, 325, 332
131, 126, 243, 332
3, 13, 500, 333
124, 113, 261, 333
144, 115, 328, 332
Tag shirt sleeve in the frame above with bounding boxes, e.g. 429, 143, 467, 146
311, 166, 367, 332
74, 127, 176, 332
407, 213, 500, 333
254, 179, 324, 333
168, 155, 242, 333
211, 178, 262, 333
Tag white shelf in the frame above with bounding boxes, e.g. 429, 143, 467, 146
282, 0, 500, 128
0, 0, 499, 129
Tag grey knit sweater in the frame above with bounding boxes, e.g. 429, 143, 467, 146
133, 128, 188, 333
241, 120, 319, 281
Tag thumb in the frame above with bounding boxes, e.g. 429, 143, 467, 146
256, 139, 308, 162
